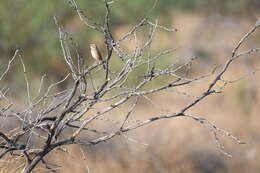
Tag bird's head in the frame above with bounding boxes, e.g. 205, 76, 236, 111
90, 44, 97, 50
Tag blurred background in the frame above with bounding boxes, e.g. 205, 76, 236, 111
1, 0, 260, 172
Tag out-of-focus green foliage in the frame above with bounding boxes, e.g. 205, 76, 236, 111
0, 0, 258, 86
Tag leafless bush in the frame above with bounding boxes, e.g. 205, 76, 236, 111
0, 1, 259, 173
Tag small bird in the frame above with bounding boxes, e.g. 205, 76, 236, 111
90, 44, 103, 61
90, 44, 106, 70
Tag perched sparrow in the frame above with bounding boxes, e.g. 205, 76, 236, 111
90, 44, 106, 70
90, 44, 102, 61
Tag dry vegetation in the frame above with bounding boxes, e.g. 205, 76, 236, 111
0, 1, 260, 173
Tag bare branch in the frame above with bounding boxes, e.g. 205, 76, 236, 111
0, 2, 259, 173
